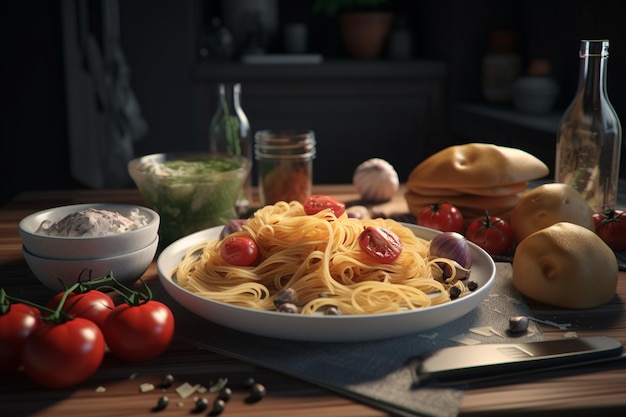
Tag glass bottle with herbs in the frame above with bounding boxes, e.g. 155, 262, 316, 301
555, 40, 622, 213
209, 83, 252, 213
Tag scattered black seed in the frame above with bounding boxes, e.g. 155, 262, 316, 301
194, 397, 209, 412
250, 383, 266, 400
509, 315, 530, 333
277, 302, 299, 313
449, 286, 461, 300
152, 395, 169, 412
159, 374, 174, 388
209, 398, 226, 416
218, 386, 233, 402
467, 281, 478, 291
273, 288, 297, 307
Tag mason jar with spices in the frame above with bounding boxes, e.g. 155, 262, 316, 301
254, 130, 316, 206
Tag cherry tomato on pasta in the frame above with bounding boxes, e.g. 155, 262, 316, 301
21, 317, 105, 388
359, 226, 403, 264
593, 209, 626, 251
417, 203, 464, 233
466, 213, 513, 256
220, 236, 259, 266
303, 195, 346, 217
102, 300, 175, 362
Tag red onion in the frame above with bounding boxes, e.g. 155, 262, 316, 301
219, 219, 247, 239
429, 232, 472, 268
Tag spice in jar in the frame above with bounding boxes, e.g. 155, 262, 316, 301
255, 130, 316, 205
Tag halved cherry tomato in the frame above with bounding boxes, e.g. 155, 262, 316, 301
593, 209, 626, 251
22, 317, 105, 388
466, 213, 513, 256
102, 300, 175, 363
0, 302, 41, 374
220, 236, 259, 266
303, 195, 346, 217
46, 290, 114, 329
417, 203, 464, 233
359, 226, 403, 264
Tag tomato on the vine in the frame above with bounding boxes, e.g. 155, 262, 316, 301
220, 236, 259, 266
102, 300, 175, 362
0, 302, 41, 374
21, 317, 105, 388
46, 290, 114, 329
303, 195, 346, 217
466, 213, 513, 256
417, 203, 464, 233
359, 226, 403, 264
593, 209, 626, 252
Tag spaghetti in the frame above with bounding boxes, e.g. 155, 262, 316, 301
174, 201, 468, 315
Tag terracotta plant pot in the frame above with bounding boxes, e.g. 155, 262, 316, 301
339, 12, 393, 59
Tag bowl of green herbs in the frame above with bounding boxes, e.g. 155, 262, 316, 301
128, 152, 250, 247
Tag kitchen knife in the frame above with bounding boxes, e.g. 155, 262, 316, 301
410, 336, 624, 386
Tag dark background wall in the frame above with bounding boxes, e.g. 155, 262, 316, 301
3, 0, 626, 206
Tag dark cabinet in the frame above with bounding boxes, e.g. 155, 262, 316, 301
192, 60, 447, 183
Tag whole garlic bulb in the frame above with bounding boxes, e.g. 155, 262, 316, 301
353, 158, 399, 202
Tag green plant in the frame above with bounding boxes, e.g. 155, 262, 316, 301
313, 0, 389, 18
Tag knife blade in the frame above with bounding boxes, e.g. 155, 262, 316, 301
410, 336, 624, 387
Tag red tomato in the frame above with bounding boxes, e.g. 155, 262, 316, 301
102, 300, 175, 362
220, 236, 259, 266
466, 214, 513, 256
358, 226, 403, 264
21, 318, 105, 388
0, 303, 41, 374
303, 195, 346, 217
593, 209, 626, 251
46, 290, 114, 329
417, 203, 464, 233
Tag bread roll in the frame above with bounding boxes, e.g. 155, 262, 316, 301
408, 143, 549, 188
512, 222, 618, 309
510, 183, 595, 243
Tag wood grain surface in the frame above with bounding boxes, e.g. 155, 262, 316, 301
1, 186, 625, 417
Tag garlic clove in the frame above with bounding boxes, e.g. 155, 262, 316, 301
353, 158, 399, 202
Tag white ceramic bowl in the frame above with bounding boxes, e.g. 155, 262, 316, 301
157, 224, 496, 342
23, 236, 159, 291
18, 203, 160, 259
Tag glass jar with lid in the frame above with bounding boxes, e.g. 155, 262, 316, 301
254, 130, 316, 205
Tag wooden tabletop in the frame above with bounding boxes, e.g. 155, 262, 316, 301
1, 186, 625, 417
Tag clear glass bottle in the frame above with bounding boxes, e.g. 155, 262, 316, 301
209, 83, 252, 214
555, 39, 622, 213
255, 130, 316, 205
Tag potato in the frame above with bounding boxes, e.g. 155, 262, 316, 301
512, 222, 618, 309
510, 183, 594, 243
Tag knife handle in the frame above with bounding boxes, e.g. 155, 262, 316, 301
410, 336, 624, 386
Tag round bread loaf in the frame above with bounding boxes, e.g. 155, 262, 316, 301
510, 183, 595, 243
407, 143, 549, 188
512, 222, 618, 309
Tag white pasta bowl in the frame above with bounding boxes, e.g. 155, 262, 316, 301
157, 224, 496, 342
18, 203, 159, 259
23, 236, 159, 291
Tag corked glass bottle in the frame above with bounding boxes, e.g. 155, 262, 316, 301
209, 83, 252, 214
555, 39, 622, 213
